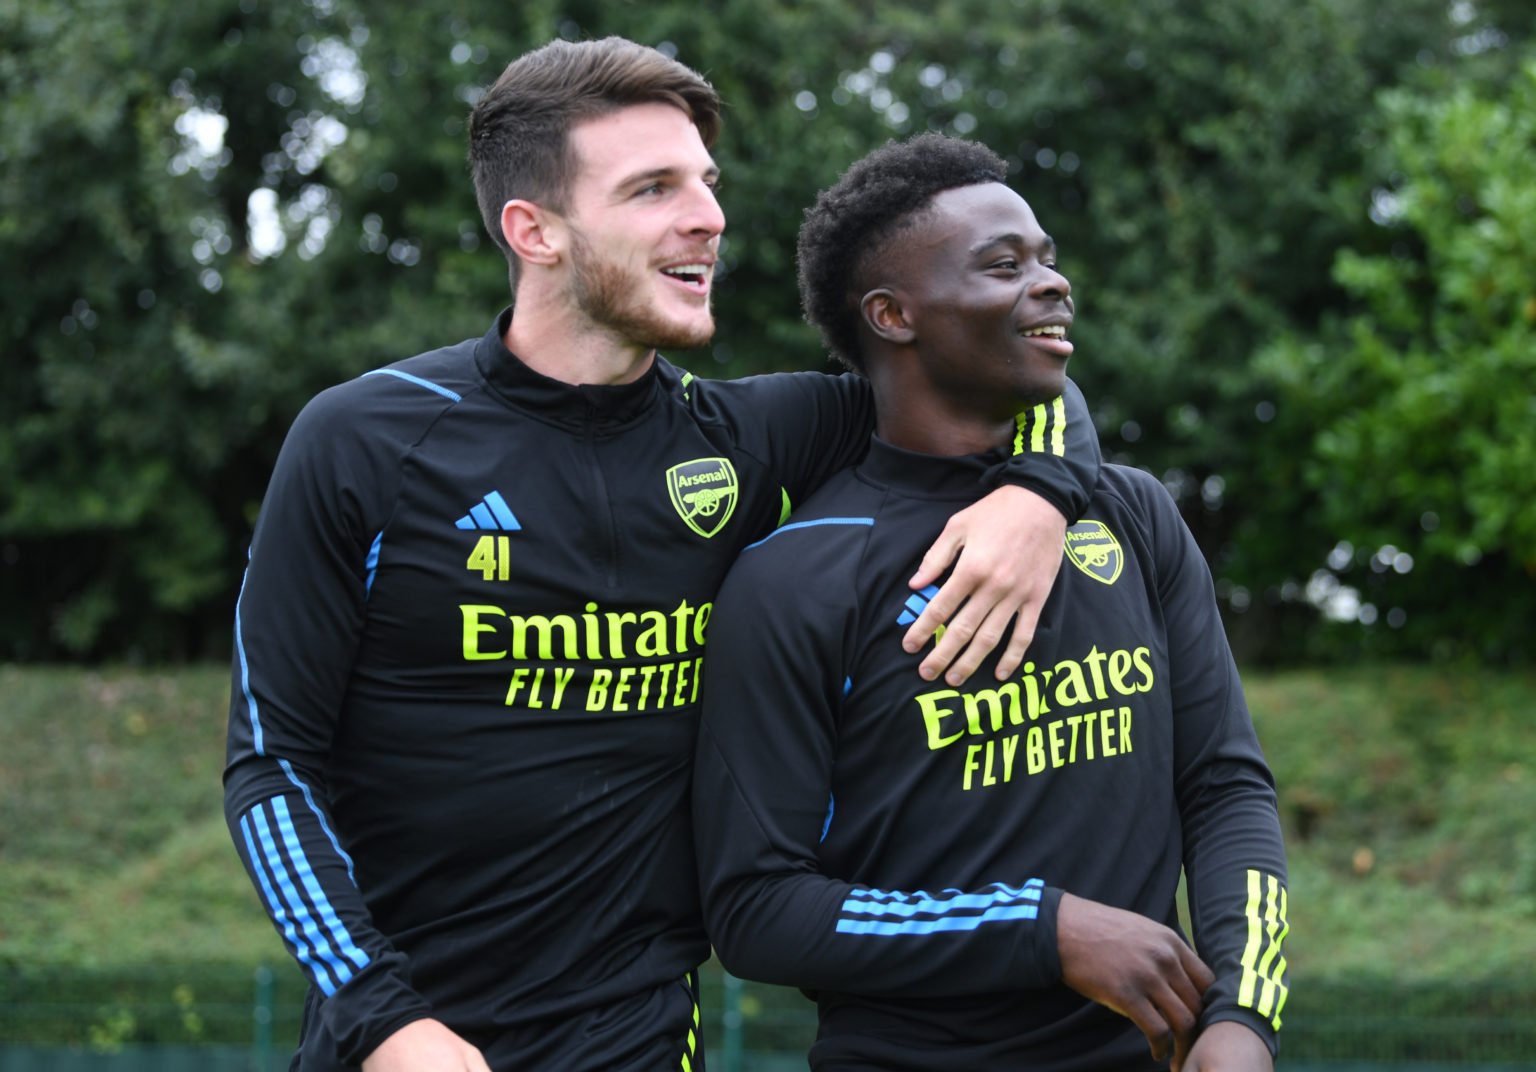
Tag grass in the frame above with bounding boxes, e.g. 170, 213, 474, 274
2, 662, 1533, 983
0, 665, 288, 969
1247, 668, 1536, 982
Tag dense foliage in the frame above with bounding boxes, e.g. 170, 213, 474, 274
1257, 59, 1536, 663
2, 0, 1531, 661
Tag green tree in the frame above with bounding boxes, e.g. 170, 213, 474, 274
0, 0, 361, 657
1256, 57, 1536, 663
3, 0, 1531, 661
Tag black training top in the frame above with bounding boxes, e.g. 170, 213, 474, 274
221, 310, 1100, 1070
694, 438, 1290, 1072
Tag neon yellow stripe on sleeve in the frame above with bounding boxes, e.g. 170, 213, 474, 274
1238, 869, 1290, 1030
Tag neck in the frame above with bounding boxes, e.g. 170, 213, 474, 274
868, 359, 1016, 457
502, 286, 656, 386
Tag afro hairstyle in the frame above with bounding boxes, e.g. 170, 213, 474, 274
796, 133, 1008, 372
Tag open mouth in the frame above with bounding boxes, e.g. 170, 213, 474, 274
659, 263, 713, 295
1020, 324, 1068, 340
1020, 323, 1073, 355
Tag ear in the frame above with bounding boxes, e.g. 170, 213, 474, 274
860, 288, 915, 345
500, 199, 565, 267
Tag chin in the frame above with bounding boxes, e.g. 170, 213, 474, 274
1017, 375, 1068, 406
659, 310, 716, 350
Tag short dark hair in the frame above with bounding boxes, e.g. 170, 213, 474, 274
468, 37, 721, 282
797, 133, 1008, 372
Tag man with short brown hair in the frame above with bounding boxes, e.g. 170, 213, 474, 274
224, 40, 1101, 1070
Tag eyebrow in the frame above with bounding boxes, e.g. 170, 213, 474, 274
970, 231, 1055, 254
615, 163, 721, 190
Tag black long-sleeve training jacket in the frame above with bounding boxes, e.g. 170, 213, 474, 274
694, 438, 1290, 1072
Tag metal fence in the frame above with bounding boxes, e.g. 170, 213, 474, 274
1, 964, 1532, 1070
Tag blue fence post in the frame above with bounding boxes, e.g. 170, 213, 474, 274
253, 965, 275, 1072
721, 971, 744, 1072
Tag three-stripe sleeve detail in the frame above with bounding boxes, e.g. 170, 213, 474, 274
679, 971, 701, 1071
1237, 869, 1290, 1029
1013, 395, 1069, 458
239, 798, 371, 995
836, 880, 1044, 936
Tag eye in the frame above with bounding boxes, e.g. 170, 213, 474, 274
988, 257, 1020, 272
635, 182, 666, 197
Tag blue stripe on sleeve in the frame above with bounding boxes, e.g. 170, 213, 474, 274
843, 885, 1041, 918
835, 903, 1040, 935
273, 797, 370, 971
241, 811, 341, 995
362, 368, 463, 402
279, 759, 358, 884
836, 880, 1044, 937
364, 532, 383, 597
251, 807, 355, 991
233, 563, 263, 756
744, 517, 874, 551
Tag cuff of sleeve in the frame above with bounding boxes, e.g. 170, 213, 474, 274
1023, 884, 1065, 986
982, 464, 1077, 522
318, 955, 435, 1065
1200, 1006, 1280, 1057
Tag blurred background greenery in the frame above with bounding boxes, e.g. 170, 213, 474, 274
3, 0, 1533, 665
2, 0, 1533, 1064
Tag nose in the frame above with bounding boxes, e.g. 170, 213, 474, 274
681, 179, 726, 240
1029, 263, 1071, 302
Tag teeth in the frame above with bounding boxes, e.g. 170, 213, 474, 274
1022, 325, 1066, 338
662, 264, 709, 279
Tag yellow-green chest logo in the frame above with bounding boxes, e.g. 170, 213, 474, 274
1065, 519, 1123, 584
666, 457, 739, 538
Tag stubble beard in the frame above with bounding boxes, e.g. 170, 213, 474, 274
569, 229, 715, 351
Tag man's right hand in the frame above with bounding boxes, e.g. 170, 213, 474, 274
362, 1019, 493, 1072
1057, 893, 1215, 1071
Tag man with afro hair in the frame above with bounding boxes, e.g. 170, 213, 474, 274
694, 133, 1290, 1071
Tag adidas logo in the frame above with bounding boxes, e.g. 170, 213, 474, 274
897, 584, 946, 643
455, 491, 521, 532
897, 585, 940, 626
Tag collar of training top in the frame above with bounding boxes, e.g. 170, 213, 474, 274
859, 434, 1004, 501
475, 307, 662, 429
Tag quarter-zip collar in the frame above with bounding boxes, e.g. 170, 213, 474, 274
474, 307, 661, 431
857, 434, 1005, 502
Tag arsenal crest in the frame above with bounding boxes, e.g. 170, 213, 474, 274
666, 457, 739, 538
1064, 520, 1123, 585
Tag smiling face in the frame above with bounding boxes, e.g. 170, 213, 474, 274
559, 102, 724, 351
886, 182, 1073, 420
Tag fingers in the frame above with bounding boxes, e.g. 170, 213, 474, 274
903, 527, 1023, 686
901, 580, 961, 663
1183, 943, 1217, 996
362, 1018, 492, 1072
1057, 895, 1213, 1071
993, 598, 1043, 681
911, 593, 1010, 685
1115, 972, 1200, 1066
906, 525, 962, 595
905, 485, 1065, 685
